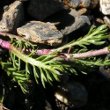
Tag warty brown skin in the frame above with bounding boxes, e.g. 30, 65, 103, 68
17, 21, 63, 46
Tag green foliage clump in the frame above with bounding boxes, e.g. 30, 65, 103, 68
0, 25, 110, 93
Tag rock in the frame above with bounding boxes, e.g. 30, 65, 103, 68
61, 13, 91, 35
27, 0, 64, 20
0, 103, 10, 110
54, 81, 88, 109
103, 16, 110, 28
0, 1, 24, 32
80, 0, 91, 8
100, 0, 110, 15
27, 0, 98, 21
99, 66, 110, 78
69, 0, 98, 8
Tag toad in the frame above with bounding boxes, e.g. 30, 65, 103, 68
17, 21, 63, 46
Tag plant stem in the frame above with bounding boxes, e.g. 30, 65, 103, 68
0, 39, 110, 61
10, 45, 54, 70
67, 47, 110, 59
36, 48, 110, 59
0, 38, 11, 49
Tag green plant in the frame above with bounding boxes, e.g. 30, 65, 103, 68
0, 25, 110, 93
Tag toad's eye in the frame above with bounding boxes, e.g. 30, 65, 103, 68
24, 33, 31, 40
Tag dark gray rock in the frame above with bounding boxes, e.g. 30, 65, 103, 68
60, 9, 91, 35
27, 0, 64, 20
54, 81, 88, 109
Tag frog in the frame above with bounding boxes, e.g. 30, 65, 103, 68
17, 21, 63, 46
15, 8, 90, 46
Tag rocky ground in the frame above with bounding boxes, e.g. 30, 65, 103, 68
0, 0, 110, 110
